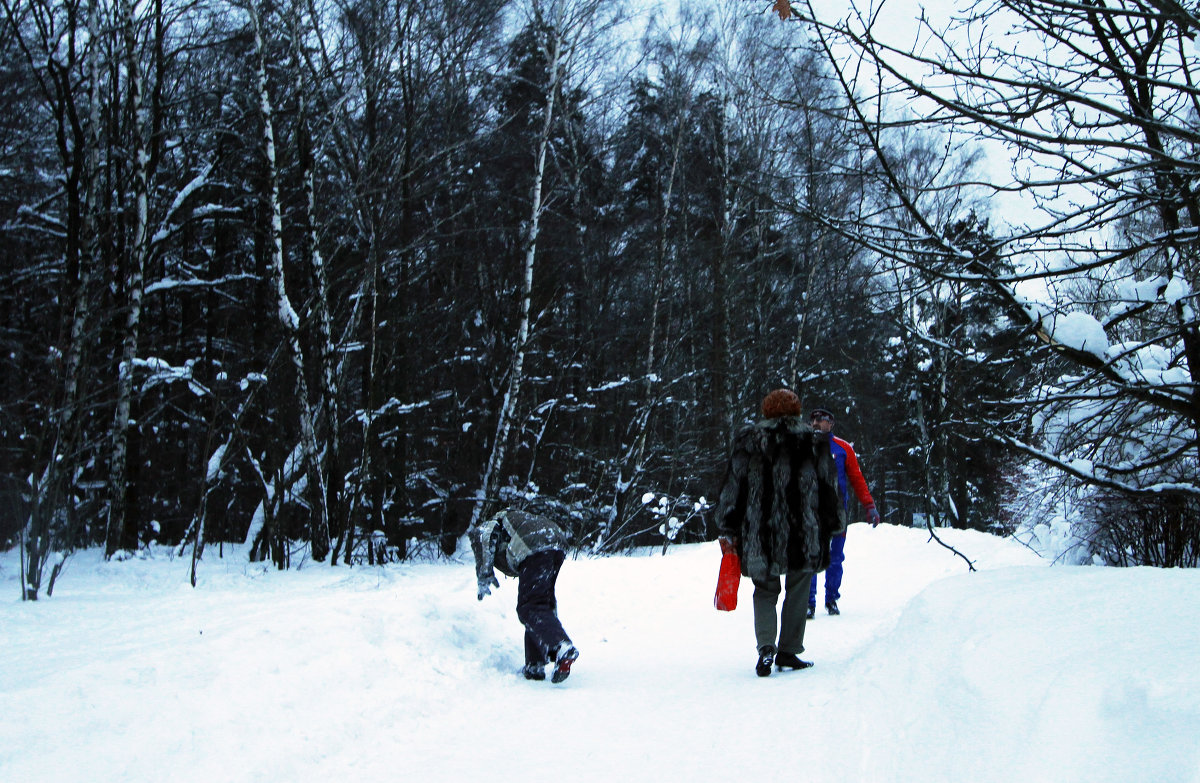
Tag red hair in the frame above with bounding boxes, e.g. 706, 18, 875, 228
761, 388, 802, 419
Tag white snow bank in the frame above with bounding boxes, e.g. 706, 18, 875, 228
1, 525, 1197, 783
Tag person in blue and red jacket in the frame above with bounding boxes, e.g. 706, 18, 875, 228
807, 406, 881, 618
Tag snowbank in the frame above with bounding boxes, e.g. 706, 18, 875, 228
1, 525, 1197, 782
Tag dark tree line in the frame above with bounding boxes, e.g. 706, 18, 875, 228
2, 0, 1086, 597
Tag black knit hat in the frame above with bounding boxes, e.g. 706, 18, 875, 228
809, 406, 835, 421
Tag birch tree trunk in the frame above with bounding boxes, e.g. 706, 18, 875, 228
353, 248, 381, 561
605, 79, 687, 547
15, 0, 100, 596
105, 0, 151, 557
250, 1, 330, 561
710, 94, 736, 438
289, 2, 344, 560
349, 0, 389, 557
469, 16, 564, 532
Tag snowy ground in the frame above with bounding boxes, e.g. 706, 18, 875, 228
2, 525, 1198, 782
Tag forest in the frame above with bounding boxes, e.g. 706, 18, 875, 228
2, 0, 1197, 598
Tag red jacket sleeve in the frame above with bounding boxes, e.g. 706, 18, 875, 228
837, 436, 875, 508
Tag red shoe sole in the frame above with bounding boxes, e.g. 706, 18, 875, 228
551, 648, 578, 683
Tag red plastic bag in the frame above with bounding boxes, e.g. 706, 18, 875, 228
714, 542, 741, 611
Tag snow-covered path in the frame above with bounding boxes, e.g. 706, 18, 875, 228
2, 526, 1198, 782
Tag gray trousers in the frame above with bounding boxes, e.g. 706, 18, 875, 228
752, 570, 814, 654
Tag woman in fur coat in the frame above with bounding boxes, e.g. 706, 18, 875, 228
714, 388, 846, 676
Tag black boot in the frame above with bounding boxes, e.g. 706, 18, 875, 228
775, 651, 814, 671
756, 645, 776, 677
826, 600, 840, 616
523, 663, 546, 681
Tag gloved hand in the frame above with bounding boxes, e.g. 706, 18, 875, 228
477, 575, 500, 600
718, 535, 738, 554
865, 505, 881, 527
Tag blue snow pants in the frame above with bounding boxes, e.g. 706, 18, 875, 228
516, 549, 571, 666
809, 532, 846, 606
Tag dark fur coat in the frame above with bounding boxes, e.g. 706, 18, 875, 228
713, 417, 846, 580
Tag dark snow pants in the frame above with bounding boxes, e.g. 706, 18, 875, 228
516, 549, 571, 666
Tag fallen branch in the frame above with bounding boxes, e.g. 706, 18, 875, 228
926, 520, 977, 572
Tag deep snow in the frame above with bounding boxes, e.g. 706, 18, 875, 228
2, 525, 1198, 782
